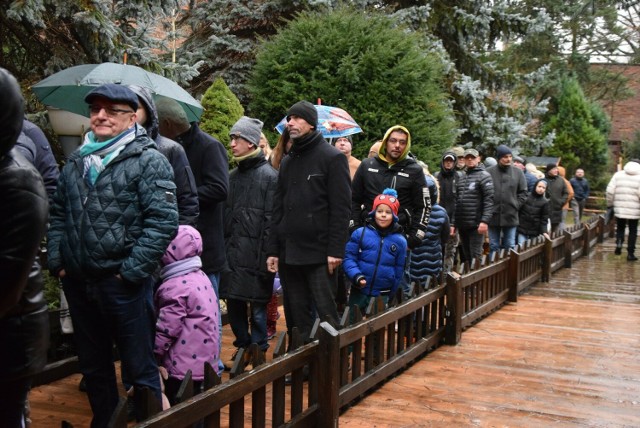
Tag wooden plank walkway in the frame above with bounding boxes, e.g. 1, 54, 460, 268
29, 238, 640, 427
340, 239, 640, 427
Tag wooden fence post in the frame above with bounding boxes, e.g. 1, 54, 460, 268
543, 235, 552, 282
444, 272, 462, 345
563, 230, 572, 269
583, 222, 591, 256
507, 248, 519, 303
318, 322, 340, 428
597, 215, 604, 244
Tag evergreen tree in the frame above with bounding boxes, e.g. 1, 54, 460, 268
199, 77, 244, 163
2, 1, 197, 89
543, 77, 609, 182
248, 8, 457, 167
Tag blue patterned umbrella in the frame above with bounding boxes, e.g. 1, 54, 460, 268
275, 105, 362, 138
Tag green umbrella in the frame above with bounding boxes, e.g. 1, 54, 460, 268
32, 63, 203, 122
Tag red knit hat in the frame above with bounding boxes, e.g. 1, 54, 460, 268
369, 188, 400, 220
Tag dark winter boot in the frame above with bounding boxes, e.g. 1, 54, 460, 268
615, 239, 623, 255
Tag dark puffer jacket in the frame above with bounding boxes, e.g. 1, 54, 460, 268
223, 153, 278, 303
0, 67, 50, 381
453, 164, 494, 229
0, 148, 50, 381
434, 150, 462, 220
130, 85, 199, 226
47, 126, 179, 283
545, 173, 568, 225
518, 180, 550, 238
409, 203, 449, 284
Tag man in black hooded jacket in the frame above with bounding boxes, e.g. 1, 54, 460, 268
0, 67, 49, 427
435, 150, 463, 272
129, 85, 199, 226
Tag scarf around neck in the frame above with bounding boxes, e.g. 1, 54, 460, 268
80, 126, 137, 186
160, 256, 203, 282
232, 147, 261, 163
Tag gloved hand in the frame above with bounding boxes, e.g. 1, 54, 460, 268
406, 233, 423, 250
406, 229, 424, 250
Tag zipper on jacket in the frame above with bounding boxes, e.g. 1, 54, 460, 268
367, 234, 384, 298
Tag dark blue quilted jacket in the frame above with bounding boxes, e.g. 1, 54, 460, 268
409, 204, 449, 283
47, 127, 179, 283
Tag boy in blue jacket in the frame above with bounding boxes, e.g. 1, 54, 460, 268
343, 188, 407, 313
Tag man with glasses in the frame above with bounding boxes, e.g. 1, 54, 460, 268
47, 84, 178, 426
351, 125, 431, 297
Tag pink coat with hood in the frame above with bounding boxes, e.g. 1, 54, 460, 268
154, 225, 219, 381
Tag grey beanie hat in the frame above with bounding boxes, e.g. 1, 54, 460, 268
230, 116, 264, 147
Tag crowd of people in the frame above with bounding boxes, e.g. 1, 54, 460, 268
4, 66, 639, 427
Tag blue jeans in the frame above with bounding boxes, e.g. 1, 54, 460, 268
227, 298, 268, 351
63, 275, 160, 427
207, 273, 224, 373
488, 226, 517, 255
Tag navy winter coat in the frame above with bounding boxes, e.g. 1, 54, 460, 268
409, 204, 449, 284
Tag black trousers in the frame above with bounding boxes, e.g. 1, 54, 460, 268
616, 218, 638, 253
279, 263, 340, 343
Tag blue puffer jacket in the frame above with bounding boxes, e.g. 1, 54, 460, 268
409, 204, 449, 283
343, 221, 407, 297
47, 125, 179, 283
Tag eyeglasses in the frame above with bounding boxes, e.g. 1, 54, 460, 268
89, 105, 135, 117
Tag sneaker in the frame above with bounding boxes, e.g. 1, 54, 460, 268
628, 254, 638, 261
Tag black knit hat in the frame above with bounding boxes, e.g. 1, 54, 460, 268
287, 100, 317, 128
496, 144, 512, 159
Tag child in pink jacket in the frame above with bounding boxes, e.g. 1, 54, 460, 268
154, 225, 220, 403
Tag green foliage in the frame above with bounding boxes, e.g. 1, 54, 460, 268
43, 270, 61, 310
199, 77, 244, 163
623, 131, 640, 162
543, 77, 609, 182
248, 7, 457, 168
2, 1, 198, 90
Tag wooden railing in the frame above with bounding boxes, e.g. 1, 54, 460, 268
60, 215, 609, 428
